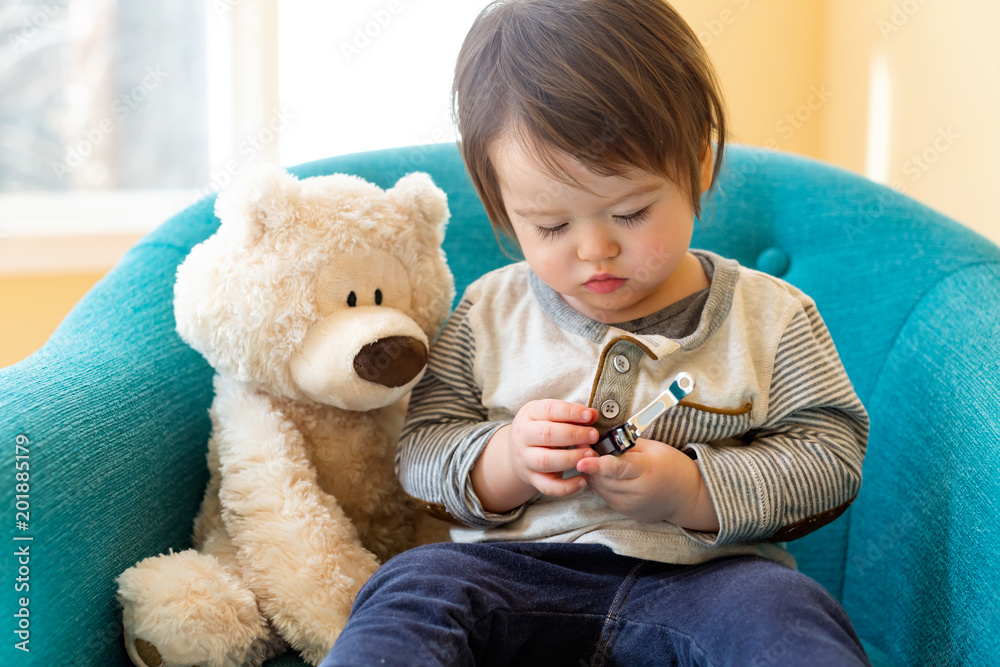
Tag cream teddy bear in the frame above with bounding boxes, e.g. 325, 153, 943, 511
115, 165, 454, 667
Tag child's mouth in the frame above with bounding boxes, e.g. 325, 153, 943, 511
584, 276, 627, 294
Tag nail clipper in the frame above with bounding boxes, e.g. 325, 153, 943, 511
592, 372, 695, 456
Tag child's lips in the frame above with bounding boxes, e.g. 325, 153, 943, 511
584, 274, 627, 294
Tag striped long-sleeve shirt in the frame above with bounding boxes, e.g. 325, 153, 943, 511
397, 249, 868, 567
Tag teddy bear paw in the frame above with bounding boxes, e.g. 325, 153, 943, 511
133, 637, 163, 666
117, 549, 277, 667
127, 636, 176, 667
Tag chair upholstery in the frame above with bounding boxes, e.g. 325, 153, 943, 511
2, 143, 997, 666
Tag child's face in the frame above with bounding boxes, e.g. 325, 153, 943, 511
492, 136, 713, 324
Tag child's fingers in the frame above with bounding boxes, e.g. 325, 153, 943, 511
525, 399, 598, 426
523, 443, 596, 474
576, 453, 634, 480
523, 420, 599, 449
530, 471, 588, 497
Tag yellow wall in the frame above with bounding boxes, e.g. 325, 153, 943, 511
674, 0, 999, 245
671, 0, 829, 159
0, 274, 104, 368
823, 0, 1000, 245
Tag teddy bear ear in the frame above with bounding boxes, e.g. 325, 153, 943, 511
213, 164, 302, 245
388, 172, 450, 232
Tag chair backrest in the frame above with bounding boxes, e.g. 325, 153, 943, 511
142, 141, 1000, 593
57, 142, 999, 665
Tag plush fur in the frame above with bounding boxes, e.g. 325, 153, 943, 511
116, 166, 455, 667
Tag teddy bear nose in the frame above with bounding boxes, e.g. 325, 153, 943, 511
353, 336, 429, 388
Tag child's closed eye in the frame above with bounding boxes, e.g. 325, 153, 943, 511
531, 206, 651, 241
614, 206, 651, 228
533, 223, 569, 241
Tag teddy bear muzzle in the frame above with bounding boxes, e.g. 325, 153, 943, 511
353, 335, 428, 388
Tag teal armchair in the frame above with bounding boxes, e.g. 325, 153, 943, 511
2, 143, 998, 666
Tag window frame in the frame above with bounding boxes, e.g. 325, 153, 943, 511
0, 0, 280, 273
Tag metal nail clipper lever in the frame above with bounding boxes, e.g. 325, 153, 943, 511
592, 372, 695, 456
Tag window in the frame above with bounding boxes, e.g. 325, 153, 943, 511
276, 1, 483, 166
1, 1, 210, 192
0, 0, 485, 271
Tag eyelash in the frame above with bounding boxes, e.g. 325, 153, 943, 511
533, 225, 567, 241
617, 206, 651, 228
532, 206, 652, 241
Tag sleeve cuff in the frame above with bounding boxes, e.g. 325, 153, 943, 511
678, 441, 776, 547
444, 421, 529, 528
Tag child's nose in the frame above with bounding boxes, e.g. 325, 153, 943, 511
577, 228, 619, 262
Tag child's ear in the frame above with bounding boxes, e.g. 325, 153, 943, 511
699, 140, 715, 194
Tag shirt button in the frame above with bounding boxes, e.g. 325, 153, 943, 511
613, 355, 630, 373
601, 400, 620, 419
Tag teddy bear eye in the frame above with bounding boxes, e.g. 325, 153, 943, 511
347, 291, 357, 307
375, 289, 383, 306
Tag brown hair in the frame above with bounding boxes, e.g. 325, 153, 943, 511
452, 0, 727, 245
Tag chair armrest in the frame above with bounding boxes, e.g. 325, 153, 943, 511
842, 261, 1000, 665
0, 241, 215, 666
0, 145, 498, 666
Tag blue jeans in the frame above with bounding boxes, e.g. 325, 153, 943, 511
320, 542, 870, 667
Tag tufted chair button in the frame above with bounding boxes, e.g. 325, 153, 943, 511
756, 247, 790, 277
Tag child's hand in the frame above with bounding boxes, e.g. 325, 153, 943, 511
505, 400, 600, 497
576, 438, 720, 529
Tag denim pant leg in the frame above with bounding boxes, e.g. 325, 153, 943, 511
600, 555, 871, 667
319, 541, 639, 667
320, 544, 870, 667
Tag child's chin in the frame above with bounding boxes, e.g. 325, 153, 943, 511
564, 292, 633, 323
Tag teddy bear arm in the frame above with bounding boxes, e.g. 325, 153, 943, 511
219, 452, 379, 663
191, 441, 241, 566
212, 387, 380, 662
